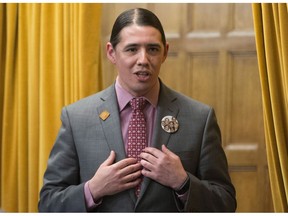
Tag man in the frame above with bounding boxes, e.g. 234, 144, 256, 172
38, 8, 236, 212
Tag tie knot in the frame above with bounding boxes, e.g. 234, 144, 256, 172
130, 97, 147, 111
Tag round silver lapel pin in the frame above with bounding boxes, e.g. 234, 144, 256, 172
161, 116, 179, 133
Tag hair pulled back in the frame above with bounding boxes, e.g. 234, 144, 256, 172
110, 8, 166, 48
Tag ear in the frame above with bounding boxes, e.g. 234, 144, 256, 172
162, 42, 169, 63
106, 42, 116, 64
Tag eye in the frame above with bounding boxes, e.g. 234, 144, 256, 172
148, 46, 161, 55
124, 46, 138, 53
149, 47, 159, 52
127, 48, 137, 52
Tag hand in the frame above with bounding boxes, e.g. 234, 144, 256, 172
88, 151, 142, 201
140, 145, 188, 190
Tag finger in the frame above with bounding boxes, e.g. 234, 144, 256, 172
140, 158, 154, 171
161, 145, 173, 156
142, 147, 163, 158
121, 162, 142, 176
122, 169, 142, 183
143, 147, 160, 155
101, 150, 116, 166
141, 167, 152, 178
140, 151, 158, 165
123, 177, 142, 189
162, 145, 179, 159
115, 157, 138, 169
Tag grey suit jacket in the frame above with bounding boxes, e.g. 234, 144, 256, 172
38, 81, 236, 212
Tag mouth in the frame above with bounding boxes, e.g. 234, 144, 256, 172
134, 71, 151, 80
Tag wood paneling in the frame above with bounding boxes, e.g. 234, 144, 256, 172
189, 53, 220, 109
230, 171, 258, 212
228, 52, 263, 143
160, 52, 189, 95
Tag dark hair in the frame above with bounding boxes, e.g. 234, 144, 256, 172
110, 8, 166, 48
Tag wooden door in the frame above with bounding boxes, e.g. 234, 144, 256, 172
101, 3, 273, 212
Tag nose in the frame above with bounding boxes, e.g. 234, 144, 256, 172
137, 49, 149, 66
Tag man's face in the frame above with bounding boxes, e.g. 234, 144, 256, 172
107, 24, 169, 97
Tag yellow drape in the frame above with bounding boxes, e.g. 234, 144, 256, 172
252, 3, 288, 212
0, 3, 102, 212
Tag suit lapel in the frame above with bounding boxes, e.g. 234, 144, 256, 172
151, 84, 180, 150
97, 85, 127, 162
137, 82, 180, 202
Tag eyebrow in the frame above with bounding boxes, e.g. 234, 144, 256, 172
124, 43, 162, 48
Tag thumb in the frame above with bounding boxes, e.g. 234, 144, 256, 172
102, 150, 116, 166
161, 144, 174, 156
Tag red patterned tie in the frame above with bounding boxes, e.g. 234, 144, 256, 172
127, 97, 147, 196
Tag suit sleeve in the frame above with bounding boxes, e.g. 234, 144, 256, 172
38, 107, 87, 212
183, 108, 237, 212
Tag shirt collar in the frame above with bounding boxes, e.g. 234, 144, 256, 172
115, 76, 159, 112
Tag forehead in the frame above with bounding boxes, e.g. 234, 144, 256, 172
118, 24, 163, 45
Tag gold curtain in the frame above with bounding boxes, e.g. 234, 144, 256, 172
252, 3, 288, 212
0, 3, 102, 212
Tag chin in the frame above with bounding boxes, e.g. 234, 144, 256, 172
132, 86, 151, 96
